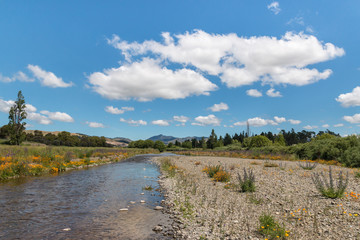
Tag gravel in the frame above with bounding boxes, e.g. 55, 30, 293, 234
153, 155, 360, 239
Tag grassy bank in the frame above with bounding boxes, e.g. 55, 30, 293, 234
0, 145, 159, 180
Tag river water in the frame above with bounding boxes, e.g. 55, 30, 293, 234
0, 154, 174, 239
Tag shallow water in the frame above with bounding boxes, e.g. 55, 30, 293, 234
0, 154, 173, 239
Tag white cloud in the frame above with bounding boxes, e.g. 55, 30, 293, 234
28, 64, 73, 88
25, 104, 37, 112
287, 16, 304, 26
27, 112, 52, 125
105, 106, 134, 114
304, 125, 318, 130
288, 119, 301, 125
322, 124, 330, 128
0, 73, 12, 83
120, 118, 147, 126
109, 30, 344, 90
266, 88, 282, 97
0, 71, 34, 83
192, 114, 221, 126
152, 120, 170, 126
274, 116, 286, 123
267, 1, 281, 15
208, 102, 229, 112
40, 110, 74, 122
234, 117, 278, 127
343, 114, 360, 124
0, 99, 15, 113
86, 121, 105, 128
246, 89, 262, 97
173, 115, 189, 123
334, 123, 344, 127
88, 58, 217, 101
336, 86, 360, 107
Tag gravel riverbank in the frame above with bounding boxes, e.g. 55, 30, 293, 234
153, 155, 360, 239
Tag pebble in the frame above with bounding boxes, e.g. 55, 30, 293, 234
154, 206, 164, 210
63, 228, 71, 231
153, 225, 163, 232
140, 200, 146, 203
129, 201, 136, 204
119, 208, 128, 211
140, 193, 144, 195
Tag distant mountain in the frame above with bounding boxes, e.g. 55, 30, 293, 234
147, 134, 206, 144
148, 134, 177, 143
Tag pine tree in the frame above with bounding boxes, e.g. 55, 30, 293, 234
8, 91, 27, 145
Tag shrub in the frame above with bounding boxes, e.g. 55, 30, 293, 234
160, 157, 178, 177
341, 146, 360, 167
259, 213, 288, 239
202, 165, 222, 178
311, 166, 348, 199
264, 161, 278, 168
213, 170, 231, 182
249, 135, 272, 148
298, 161, 317, 170
237, 168, 256, 192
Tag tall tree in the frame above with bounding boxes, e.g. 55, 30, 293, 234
8, 91, 27, 145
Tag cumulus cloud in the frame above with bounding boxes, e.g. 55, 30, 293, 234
322, 124, 330, 128
152, 120, 170, 126
304, 125, 318, 130
0, 71, 34, 83
288, 119, 301, 125
234, 117, 278, 127
336, 86, 360, 107
28, 64, 73, 88
266, 88, 282, 97
274, 116, 286, 123
0, 99, 15, 113
86, 121, 105, 128
246, 89, 262, 97
173, 115, 189, 123
40, 110, 74, 122
88, 58, 217, 101
334, 123, 344, 127
267, 1, 281, 15
105, 106, 134, 114
108, 30, 344, 91
208, 102, 229, 112
343, 114, 360, 124
27, 112, 52, 125
192, 114, 221, 126
120, 118, 147, 126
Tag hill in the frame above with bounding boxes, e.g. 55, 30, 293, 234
147, 134, 206, 144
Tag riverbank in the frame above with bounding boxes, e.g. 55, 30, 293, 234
153, 155, 360, 239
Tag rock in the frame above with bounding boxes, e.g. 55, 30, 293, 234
119, 208, 128, 211
140, 200, 146, 203
63, 228, 71, 231
130, 201, 136, 204
154, 206, 164, 210
140, 193, 145, 195
153, 225, 163, 232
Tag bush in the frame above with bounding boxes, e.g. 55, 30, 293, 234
259, 213, 288, 239
341, 146, 360, 167
213, 170, 231, 182
249, 135, 272, 148
237, 168, 256, 192
202, 165, 222, 178
311, 166, 348, 199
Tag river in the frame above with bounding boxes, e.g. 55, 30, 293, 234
0, 154, 174, 239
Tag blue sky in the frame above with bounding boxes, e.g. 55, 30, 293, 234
1, 0, 360, 140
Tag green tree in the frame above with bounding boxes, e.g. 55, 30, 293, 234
154, 140, 166, 152
274, 134, 286, 146
224, 133, 233, 146
249, 135, 272, 148
207, 129, 218, 149
8, 91, 27, 145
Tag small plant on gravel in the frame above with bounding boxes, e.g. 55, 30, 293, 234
247, 194, 263, 205
194, 161, 201, 165
250, 161, 261, 165
259, 213, 288, 239
202, 165, 222, 178
213, 170, 231, 182
311, 166, 349, 199
278, 162, 286, 170
355, 171, 360, 179
298, 161, 318, 170
142, 185, 153, 191
237, 168, 256, 192
264, 160, 279, 168
160, 157, 178, 177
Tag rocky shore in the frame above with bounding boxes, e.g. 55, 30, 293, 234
153, 155, 360, 239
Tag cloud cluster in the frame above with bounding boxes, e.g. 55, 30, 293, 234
105, 106, 134, 114
28, 64, 73, 88
336, 86, 360, 107
120, 118, 147, 126
344, 114, 360, 124
246, 89, 262, 97
208, 102, 229, 112
266, 88, 282, 97
234, 116, 301, 127
192, 115, 221, 126
106, 30, 344, 94
303, 125, 318, 130
0, 71, 34, 83
152, 120, 170, 126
